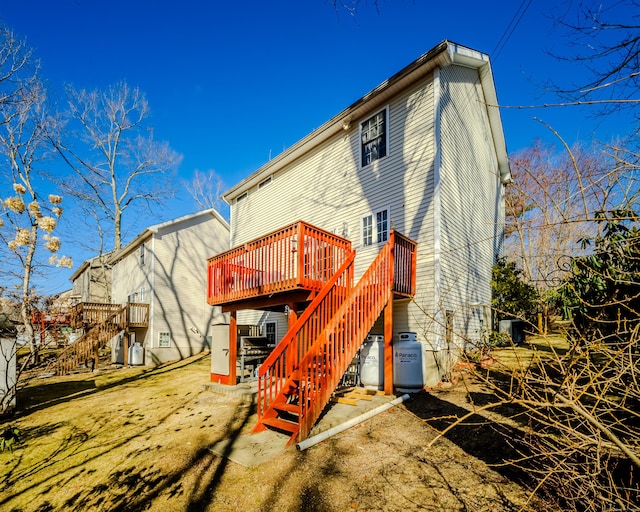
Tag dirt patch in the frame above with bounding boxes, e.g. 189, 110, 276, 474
1, 353, 550, 511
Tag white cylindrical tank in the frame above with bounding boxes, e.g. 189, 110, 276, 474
129, 342, 144, 366
393, 332, 424, 393
359, 334, 384, 390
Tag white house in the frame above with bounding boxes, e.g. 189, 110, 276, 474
208, 41, 511, 437
63, 208, 230, 372
207, 40, 510, 443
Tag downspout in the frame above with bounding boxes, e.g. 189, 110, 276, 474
433, 67, 443, 349
150, 235, 155, 353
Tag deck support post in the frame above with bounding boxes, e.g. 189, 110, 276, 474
123, 331, 129, 367
287, 303, 299, 329
228, 312, 237, 384
383, 299, 393, 395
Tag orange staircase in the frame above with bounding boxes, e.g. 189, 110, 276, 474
253, 231, 415, 444
54, 305, 127, 375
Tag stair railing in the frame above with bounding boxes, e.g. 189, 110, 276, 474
296, 232, 396, 440
255, 249, 356, 422
55, 306, 126, 375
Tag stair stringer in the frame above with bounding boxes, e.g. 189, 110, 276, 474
296, 237, 395, 441
54, 306, 126, 375
253, 250, 357, 439
254, 234, 397, 444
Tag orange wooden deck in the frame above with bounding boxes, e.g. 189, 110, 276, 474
207, 221, 353, 311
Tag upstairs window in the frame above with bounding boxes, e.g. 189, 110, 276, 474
236, 192, 248, 203
258, 176, 272, 189
360, 107, 388, 167
139, 243, 145, 266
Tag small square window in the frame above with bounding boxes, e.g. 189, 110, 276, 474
158, 331, 171, 348
361, 108, 388, 167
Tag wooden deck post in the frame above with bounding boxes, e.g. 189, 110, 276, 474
228, 312, 237, 384
288, 303, 299, 329
384, 299, 393, 395
123, 332, 129, 367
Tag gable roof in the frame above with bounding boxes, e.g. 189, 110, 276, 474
223, 40, 510, 203
108, 208, 230, 264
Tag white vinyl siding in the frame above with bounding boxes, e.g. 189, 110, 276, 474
229, 74, 437, 339
150, 213, 229, 362
438, 64, 503, 346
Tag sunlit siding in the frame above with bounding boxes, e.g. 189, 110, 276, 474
111, 243, 152, 307
230, 74, 437, 337
438, 64, 503, 346
149, 214, 229, 364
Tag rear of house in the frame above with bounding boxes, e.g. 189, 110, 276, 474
220, 41, 509, 386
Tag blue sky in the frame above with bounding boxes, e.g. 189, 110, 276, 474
0, 0, 635, 294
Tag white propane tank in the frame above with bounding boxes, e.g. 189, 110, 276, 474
393, 332, 424, 393
129, 342, 144, 366
359, 334, 384, 390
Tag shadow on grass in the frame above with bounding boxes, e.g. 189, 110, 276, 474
11, 354, 209, 418
404, 391, 533, 485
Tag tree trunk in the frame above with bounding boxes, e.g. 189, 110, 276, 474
21, 224, 38, 365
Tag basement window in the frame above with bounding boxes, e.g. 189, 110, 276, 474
158, 331, 171, 348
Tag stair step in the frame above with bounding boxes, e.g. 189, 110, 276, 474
262, 417, 300, 434
273, 402, 300, 414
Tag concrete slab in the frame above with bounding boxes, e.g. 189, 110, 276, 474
209, 429, 290, 467
204, 383, 404, 466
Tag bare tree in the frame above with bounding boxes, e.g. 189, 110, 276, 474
184, 168, 226, 212
0, 34, 71, 363
506, 138, 626, 292
53, 82, 183, 251
549, 0, 640, 122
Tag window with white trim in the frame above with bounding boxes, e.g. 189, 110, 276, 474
362, 208, 389, 247
236, 192, 248, 203
264, 321, 277, 345
139, 243, 145, 266
158, 331, 171, 348
360, 107, 388, 167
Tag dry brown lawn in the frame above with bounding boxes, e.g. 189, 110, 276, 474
1, 351, 551, 512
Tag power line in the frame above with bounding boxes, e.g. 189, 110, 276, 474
492, 0, 533, 62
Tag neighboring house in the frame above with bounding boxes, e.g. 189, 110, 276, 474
207, 40, 510, 443
62, 209, 229, 373
70, 253, 113, 303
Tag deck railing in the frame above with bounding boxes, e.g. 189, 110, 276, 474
392, 231, 417, 297
207, 221, 353, 306
70, 302, 149, 329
